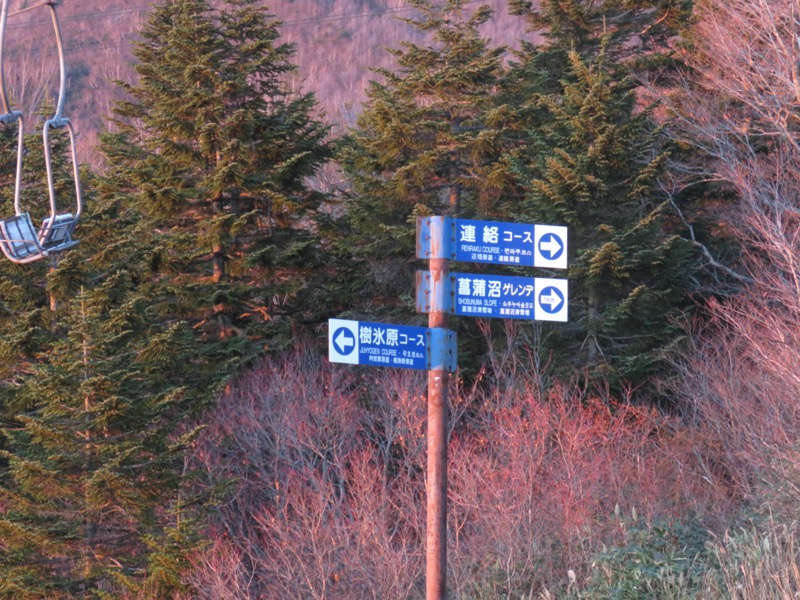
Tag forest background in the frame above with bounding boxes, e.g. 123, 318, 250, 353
1, 0, 799, 598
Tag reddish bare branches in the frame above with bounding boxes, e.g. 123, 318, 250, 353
186, 347, 731, 597
657, 0, 800, 522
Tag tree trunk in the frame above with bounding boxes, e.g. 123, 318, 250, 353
587, 284, 601, 365
48, 263, 58, 313
80, 291, 96, 580
212, 242, 226, 283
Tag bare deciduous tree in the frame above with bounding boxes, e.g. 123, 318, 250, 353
659, 0, 800, 512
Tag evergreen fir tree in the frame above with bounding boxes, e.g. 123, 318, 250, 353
338, 0, 510, 316
0, 0, 334, 594
101, 0, 331, 353
0, 100, 91, 415
508, 0, 691, 60
0, 277, 200, 598
500, 3, 698, 385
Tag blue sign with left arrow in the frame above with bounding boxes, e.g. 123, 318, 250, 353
331, 325, 357, 356
328, 319, 457, 371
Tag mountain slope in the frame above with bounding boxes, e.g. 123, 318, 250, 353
3, 0, 533, 165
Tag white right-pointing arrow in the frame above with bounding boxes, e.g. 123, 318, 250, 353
540, 292, 562, 307
540, 236, 562, 257
335, 331, 355, 351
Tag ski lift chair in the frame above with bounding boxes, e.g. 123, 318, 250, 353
0, 213, 48, 263
0, 0, 82, 264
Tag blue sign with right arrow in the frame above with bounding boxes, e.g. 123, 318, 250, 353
538, 233, 564, 262
538, 285, 564, 314
417, 271, 568, 322
415, 217, 570, 321
435, 218, 568, 269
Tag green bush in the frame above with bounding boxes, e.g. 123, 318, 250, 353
565, 510, 709, 599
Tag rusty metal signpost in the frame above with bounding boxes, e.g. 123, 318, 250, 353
329, 215, 567, 600
416, 216, 568, 600
416, 216, 452, 600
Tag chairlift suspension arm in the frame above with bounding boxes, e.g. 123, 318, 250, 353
43, 0, 82, 226
10, 1, 59, 17
0, 0, 11, 115
47, 1, 67, 123
40, 0, 82, 239
0, 0, 25, 218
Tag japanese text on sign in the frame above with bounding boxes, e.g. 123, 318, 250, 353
358, 323, 426, 366
456, 220, 534, 265
454, 273, 537, 319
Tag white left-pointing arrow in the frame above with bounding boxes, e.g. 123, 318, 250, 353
336, 331, 355, 350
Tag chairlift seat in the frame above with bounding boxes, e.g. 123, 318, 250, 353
0, 212, 46, 263
40, 212, 78, 252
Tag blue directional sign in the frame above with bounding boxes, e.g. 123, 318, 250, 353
417, 217, 568, 270
416, 272, 568, 322
328, 319, 457, 371
454, 273, 536, 319
539, 233, 563, 261
331, 324, 357, 360
537, 286, 564, 314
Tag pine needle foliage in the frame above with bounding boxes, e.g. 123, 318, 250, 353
100, 0, 332, 351
0, 281, 199, 598
501, 4, 697, 385
508, 0, 692, 61
0, 101, 92, 416
1, 0, 335, 595
338, 0, 510, 315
